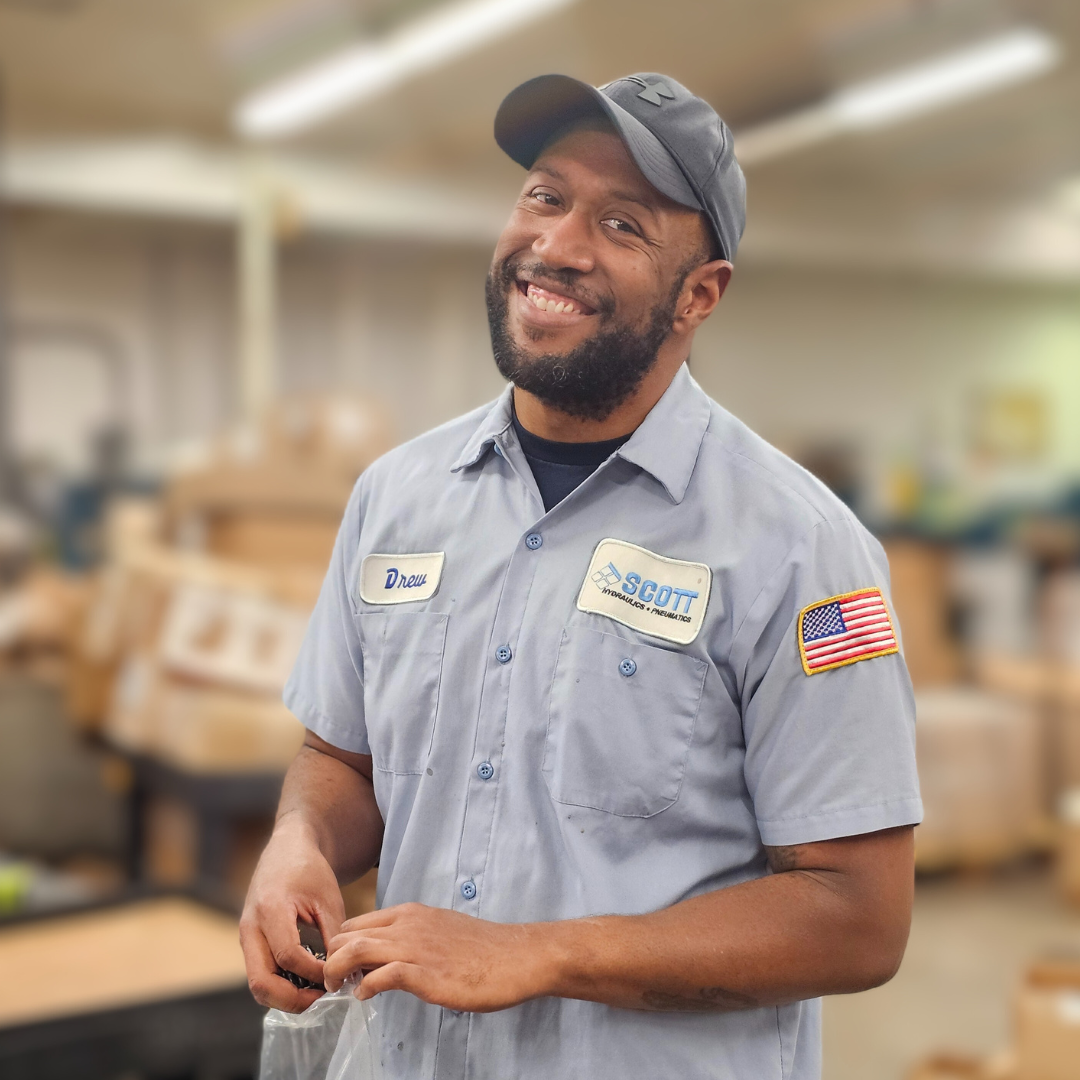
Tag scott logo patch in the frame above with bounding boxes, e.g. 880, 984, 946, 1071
577, 538, 711, 645
359, 552, 444, 606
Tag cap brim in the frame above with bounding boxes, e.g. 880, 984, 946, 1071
494, 74, 702, 214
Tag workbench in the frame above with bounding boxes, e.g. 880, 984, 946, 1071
0, 894, 264, 1079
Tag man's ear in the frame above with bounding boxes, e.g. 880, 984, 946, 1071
674, 260, 733, 333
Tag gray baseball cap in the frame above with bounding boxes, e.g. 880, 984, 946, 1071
494, 72, 746, 262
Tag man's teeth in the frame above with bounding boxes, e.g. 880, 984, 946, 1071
525, 284, 579, 314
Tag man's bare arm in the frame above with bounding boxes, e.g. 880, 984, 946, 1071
323, 825, 914, 1013
240, 731, 384, 1011
275, 731, 383, 881
588, 825, 915, 1011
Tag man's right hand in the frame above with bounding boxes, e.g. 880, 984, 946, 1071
240, 819, 347, 1013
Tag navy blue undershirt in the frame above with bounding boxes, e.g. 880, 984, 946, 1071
511, 406, 632, 513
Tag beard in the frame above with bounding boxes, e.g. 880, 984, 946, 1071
485, 258, 685, 423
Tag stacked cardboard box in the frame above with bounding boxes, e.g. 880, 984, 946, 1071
166, 394, 392, 571
914, 687, 1043, 870
908, 959, 1080, 1080
1015, 959, 1080, 1080
881, 539, 963, 688
908, 1054, 1015, 1080
1059, 791, 1080, 908
59, 396, 393, 900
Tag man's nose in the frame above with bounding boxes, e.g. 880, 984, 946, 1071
531, 209, 595, 274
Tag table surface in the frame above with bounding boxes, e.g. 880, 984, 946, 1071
0, 896, 249, 1029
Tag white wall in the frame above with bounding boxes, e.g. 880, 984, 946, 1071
7, 212, 1080, 509
694, 267, 1080, 513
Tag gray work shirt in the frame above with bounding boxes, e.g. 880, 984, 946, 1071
284, 363, 922, 1080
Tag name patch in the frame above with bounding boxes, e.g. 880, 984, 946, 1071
359, 552, 444, 606
576, 538, 711, 645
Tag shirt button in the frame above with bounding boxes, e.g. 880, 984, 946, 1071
460, 880, 477, 900
495, 644, 512, 664
477, 761, 494, 781
619, 657, 637, 677
525, 533, 543, 550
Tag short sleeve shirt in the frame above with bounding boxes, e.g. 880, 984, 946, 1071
284, 364, 922, 1080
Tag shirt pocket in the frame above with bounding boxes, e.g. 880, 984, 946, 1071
357, 611, 449, 775
543, 626, 708, 817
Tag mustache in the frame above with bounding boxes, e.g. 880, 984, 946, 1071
495, 257, 616, 319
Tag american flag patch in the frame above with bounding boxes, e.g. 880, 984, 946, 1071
797, 588, 899, 676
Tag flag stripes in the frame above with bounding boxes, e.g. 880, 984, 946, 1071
798, 588, 899, 676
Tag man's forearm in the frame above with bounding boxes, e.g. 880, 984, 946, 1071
326, 826, 914, 1013
274, 742, 383, 883
538, 859, 906, 1011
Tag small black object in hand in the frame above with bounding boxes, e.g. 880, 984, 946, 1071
278, 944, 326, 991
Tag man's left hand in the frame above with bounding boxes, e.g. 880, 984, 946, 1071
323, 903, 556, 1012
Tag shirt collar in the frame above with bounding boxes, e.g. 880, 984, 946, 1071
614, 364, 711, 504
450, 384, 515, 472
450, 364, 711, 504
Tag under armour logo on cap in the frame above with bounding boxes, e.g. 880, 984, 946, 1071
627, 76, 675, 106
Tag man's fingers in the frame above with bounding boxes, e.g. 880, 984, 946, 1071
240, 922, 323, 1012
262, 915, 325, 983
340, 901, 437, 933
250, 972, 324, 1013
354, 961, 425, 1001
326, 924, 398, 956
323, 933, 404, 989
340, 908, 399, 933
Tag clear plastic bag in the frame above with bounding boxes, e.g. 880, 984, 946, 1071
259, 977, 384, 1080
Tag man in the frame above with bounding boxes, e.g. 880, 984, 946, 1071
241, 73, 922, 1080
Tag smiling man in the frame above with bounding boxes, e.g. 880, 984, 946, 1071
241, 74, 922, 1080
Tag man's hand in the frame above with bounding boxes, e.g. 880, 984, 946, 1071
240, 820, 347, 1012
240, 732, 384, 1013
323, 826, 913, 1015
324, 904, 555, 1013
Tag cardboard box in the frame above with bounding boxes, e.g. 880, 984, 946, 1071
908, 1056, 992, 1080
1042, 572, 1080, 666
1050, 677, 1080, 795
973, 654, 1056, 820
1016, 960, 1080, 1080
974, 654, 1054, 703
144, 796, 199, 887
106, 664, 305, 774
205, 511, 339, 570
915, 688, 1044, 869
1059, 791, 1080, 908
882, 540, 963, 688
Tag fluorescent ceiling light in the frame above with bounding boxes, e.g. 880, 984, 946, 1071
833, 25, 1061, 127
736, 26, 1061, 166
236, 0, 578, 139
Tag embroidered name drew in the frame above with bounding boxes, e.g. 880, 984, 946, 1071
577, 538, 711, 645
359, 552, 444, 605
797, 587, 898, 675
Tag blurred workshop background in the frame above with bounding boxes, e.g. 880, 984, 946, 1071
0, 0, 1078, 1078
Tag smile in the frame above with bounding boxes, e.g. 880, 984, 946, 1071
515, 278, 598, 319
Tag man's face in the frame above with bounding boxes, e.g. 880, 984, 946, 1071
486, 125, 711, 422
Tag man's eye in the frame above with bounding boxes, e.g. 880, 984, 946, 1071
601, 217, 638, 235
529, 190, 560, 206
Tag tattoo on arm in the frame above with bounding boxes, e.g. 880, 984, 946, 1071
639, 844, 811, 1012
642, 986, 759, 1012
765, 845, 802, 874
